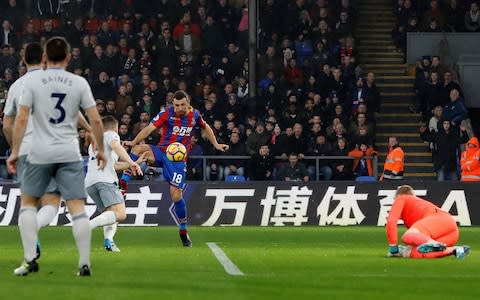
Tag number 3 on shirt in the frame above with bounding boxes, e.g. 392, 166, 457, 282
49, 93, 66, 124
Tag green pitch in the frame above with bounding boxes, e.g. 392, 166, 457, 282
0, 227, 479, 300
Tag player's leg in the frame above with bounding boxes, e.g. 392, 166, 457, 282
405, 213, 460, 258
120, 144, 156, 190
35, 188, 61, 261
38, 192, 60, 228
170, 185, 192, 247
56, 161, 91, 276
14, 162, 52, 275
103, 203, 126, 252
161, 152, 191, 246
88, 182, 126, 252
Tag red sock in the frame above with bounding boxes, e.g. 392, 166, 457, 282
402, 231, 431, 246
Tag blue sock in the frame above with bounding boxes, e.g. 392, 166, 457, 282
174, 199, 187, 230
121, 153, 139, 182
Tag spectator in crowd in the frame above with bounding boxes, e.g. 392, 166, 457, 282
307, 133, 333, 180
92, 71, 115, 101
348, 139, 377, 178
446, 0, 465, 31
465, 2, 480, 32
428, 105, 443, 132
419, 71, 442, 121
0, 20, 17, 49
278, 153, 309, 182
460, 137, 480, 181
331, 137, 353, 180
440, 71, 461, 105
420, 120, 468, 181
222, 132, 247, 178
381, 136, 405, 180
246, 122, 269, 156
443, 89, 472, 136
364, 72, 382, 115
248, 144, 275, 181
187, 135, 204, 181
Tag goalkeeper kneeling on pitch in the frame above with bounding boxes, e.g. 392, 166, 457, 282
386, 185, 469, 259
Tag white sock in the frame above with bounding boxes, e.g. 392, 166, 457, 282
103, 222, 118, 241
90, 210, 117, 230
71, 212, 91, 268
37, 204, 58, 228
18, 207, 38, 262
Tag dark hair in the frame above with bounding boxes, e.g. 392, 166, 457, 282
173, 90, 189, 101
102, 115, 118, 128
24, 42, 43, 65
45, 36, 70, 63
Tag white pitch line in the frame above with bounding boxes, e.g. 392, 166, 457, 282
207, 242, 244, 276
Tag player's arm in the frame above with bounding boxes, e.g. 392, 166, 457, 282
6, 105, 30, 173
110, 139, 143, 176
123, 123, 158, 147
200, 122, 229, 152
386, 196, 406, 254
3, 86, 17, 147
84, 106, 106, 169
77, 112, 97, 150
11, 105, 29, 155
3, 114, 14, 146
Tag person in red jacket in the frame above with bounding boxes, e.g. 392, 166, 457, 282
386, 185, 469, 259
460, 137, 480, 181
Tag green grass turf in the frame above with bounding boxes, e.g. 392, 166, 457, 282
0, 226, 479, 300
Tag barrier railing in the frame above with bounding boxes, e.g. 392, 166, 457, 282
187, 155, 378, 181
0, 155, 378, 181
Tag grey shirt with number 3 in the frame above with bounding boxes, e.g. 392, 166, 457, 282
19, 67, 96, 164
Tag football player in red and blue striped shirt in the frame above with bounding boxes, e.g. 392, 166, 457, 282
121, 90, 229, 246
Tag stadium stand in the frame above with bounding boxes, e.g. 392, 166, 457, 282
0, 0, 475, 182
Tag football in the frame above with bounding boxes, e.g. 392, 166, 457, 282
166, 142, 187, 162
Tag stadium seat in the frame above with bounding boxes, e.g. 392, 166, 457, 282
85, 19, 100, 34
225, 175, 246, 182
106, 19, 119, 30
23, 18, 42, 35
355, 176, 377, 182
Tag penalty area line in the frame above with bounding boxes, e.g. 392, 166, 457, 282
207, 242, 244, 276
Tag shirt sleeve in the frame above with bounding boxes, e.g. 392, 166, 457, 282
386, 195, 406, 245
151, 110, 168, 128
195, 110, 207, 129
18, 82, 33, 109
104, 131, 120, 146
3, 85, 17, 116
79, 77, 96, 110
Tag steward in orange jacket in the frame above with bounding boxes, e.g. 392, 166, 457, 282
382, 136, 404, 180
460, 137, 480, 181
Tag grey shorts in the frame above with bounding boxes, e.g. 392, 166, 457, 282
86, 182, 124, 212
17, 155, 58, 194
22, 160, 86, 200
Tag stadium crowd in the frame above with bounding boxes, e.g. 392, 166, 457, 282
389, 0, 477, 181
8, 0, 475, 182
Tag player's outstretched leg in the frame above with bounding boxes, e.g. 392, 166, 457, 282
120, 145, 151, 192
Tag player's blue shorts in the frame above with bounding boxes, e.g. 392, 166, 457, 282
150, 145, 187, 190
